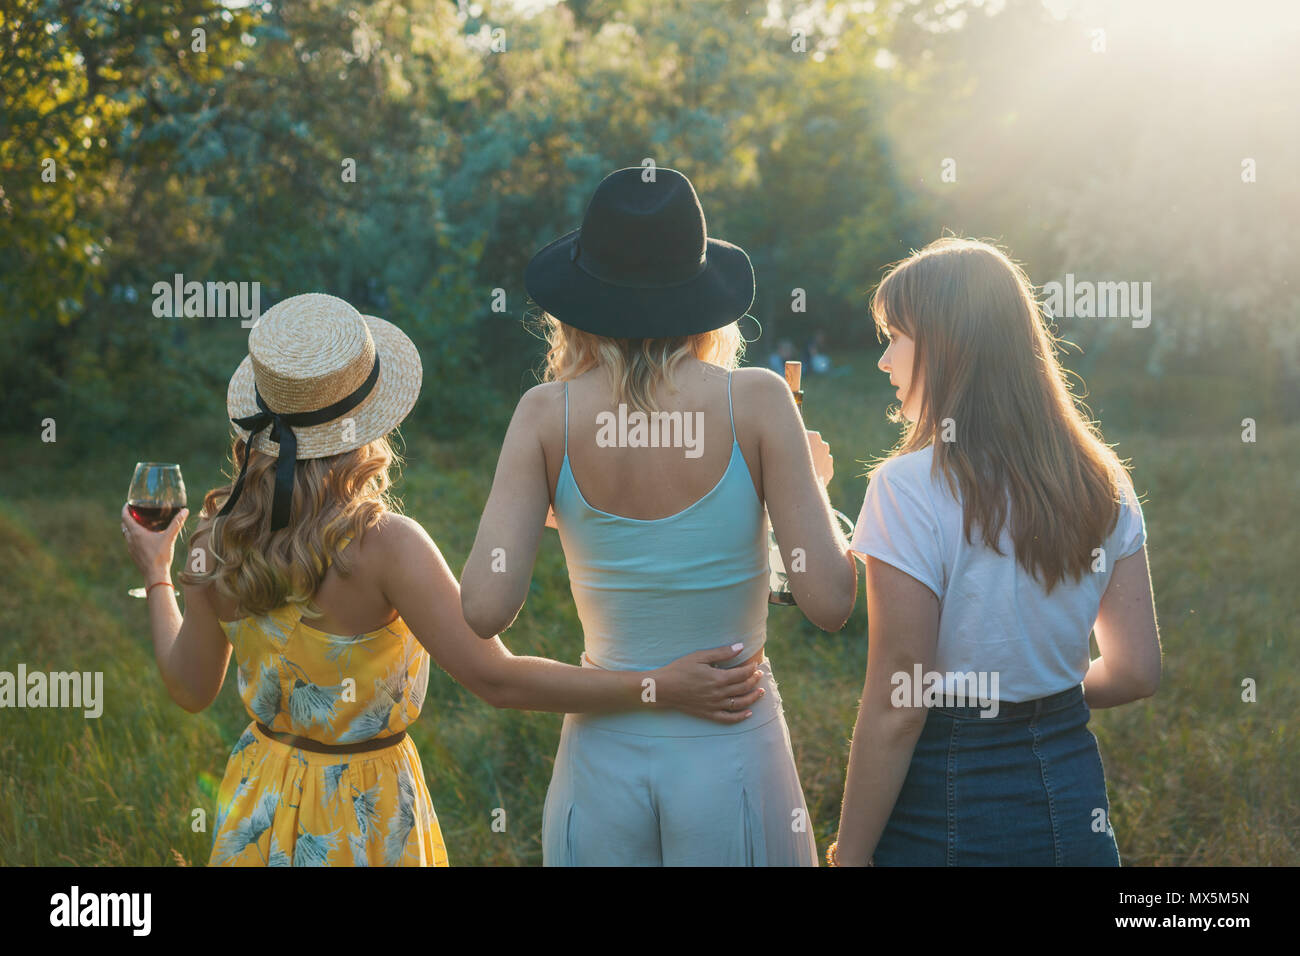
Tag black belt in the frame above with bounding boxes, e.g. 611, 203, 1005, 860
255, 722, 406, 754
931, 684, 1084, 718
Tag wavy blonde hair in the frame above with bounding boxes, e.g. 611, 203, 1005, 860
179, 435, 400, 617
535, 311, 746, 411
869, 236, 1130, 593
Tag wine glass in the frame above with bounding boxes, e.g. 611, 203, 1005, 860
126, 462, 187, 597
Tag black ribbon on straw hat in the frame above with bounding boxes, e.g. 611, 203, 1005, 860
217, 355, 381, 531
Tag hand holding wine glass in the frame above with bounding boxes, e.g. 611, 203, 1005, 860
122, 462, 188, 597
121, 501, 189, 593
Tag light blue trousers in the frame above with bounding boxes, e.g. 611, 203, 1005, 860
542, 658, 818, 866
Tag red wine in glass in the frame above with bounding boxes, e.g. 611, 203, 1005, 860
126, 462, 186, 597
127, 503, 181, 532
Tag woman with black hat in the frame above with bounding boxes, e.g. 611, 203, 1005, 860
121, 292, 780, 866
460, 167, 859, 865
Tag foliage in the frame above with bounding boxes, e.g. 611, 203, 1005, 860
2, 0, 1294, 439
2, 0, 920, 440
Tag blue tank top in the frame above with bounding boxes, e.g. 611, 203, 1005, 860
553, 372, 769, 672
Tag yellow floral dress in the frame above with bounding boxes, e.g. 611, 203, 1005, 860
209, 587, 449, 867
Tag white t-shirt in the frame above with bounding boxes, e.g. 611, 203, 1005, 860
849, 444, 1146, 703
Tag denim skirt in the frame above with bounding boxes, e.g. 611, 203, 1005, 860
873, 684, 1121, 866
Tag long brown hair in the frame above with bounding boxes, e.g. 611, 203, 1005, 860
179, 435, 400, 616
534, 310, 746, 412
869, 236, 1131, 593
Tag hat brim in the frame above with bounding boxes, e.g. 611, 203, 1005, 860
524, 229, 755, 338
226, 315, 422, 460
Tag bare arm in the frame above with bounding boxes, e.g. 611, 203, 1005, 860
385, 515, 761, 720
1084, 545, 1161, 708
459, 383, 555, 639
834, 556, 939, 865
121, 506, 232, 713
747, 368, 857, 629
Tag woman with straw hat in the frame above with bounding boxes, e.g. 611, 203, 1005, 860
460, 167, 860, 865
121, 292, 768, 866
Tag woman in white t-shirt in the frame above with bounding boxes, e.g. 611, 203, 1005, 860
828, 237, 1161, 867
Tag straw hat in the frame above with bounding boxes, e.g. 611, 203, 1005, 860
219, 293, 421, 529
226, 293, 421, 459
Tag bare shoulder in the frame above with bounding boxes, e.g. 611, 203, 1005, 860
185, 524, 222, 583
515, 380, 566, 424
357, 511, 437, 566
731, 365, 800, 433
731, 364, 791, 402
340, 520, 436, 587
505, 381, 566, 455
180, 524, 233, 617
511, 381, 568, 467
188, 522, 215, 560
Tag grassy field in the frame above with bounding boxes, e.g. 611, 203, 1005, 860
1, 350, 1295, 865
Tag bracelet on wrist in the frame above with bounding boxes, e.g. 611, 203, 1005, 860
826, 840, 875, 867
145, 580, 176, 596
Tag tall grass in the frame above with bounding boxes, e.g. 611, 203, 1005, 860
0, 353, 1294, 865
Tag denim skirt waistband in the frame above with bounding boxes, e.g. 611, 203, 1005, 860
930, 683, 1085, 720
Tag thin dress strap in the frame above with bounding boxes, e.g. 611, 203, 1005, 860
325, 533, 354, 570
727, 369, 737, 443
563, 382, 569, 457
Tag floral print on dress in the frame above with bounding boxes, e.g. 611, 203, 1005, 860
208, 589, 447, 867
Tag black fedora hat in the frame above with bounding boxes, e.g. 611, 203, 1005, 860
524, 167, 755, 338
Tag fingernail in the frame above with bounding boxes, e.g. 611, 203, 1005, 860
731, 642, 744, 651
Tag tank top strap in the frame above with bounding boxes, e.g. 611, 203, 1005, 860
563, 382, 570, 457
727, 369, 736, 443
